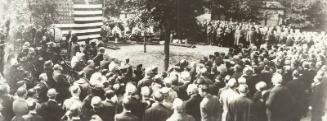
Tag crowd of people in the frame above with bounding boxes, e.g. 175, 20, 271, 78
0, 20, 327, 121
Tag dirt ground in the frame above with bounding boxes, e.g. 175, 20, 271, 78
105, 44, 229, 72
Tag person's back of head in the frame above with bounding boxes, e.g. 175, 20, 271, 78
26, 101, 37, 112
140, 86, 151, 99
226, 78, 238, 89
70, 85, 81, 97
186, 84, 198, 96
292, 69, 300, 79
172, 98, 184, 113
255, 81, 267, 92
198, 84, 210, 97
68, 103, 81, 117
91, 96, 103, 109
125, 82, 137, 97
153, 91, 164, 102
163, 77, 173, 88
47, 88, 58, 100
272, 73, 283, 86
238, 85, 249, 96
99, 47, 105, 54
27, 88, 36, 98
39, 73, 48, 82
90, 115, 103, 121
16, 87, 27, 98
105, 89, 115, 100
87, 60, 95, 67
122, 97, 133, 111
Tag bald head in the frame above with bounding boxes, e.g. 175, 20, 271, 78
227, 78, 238, 89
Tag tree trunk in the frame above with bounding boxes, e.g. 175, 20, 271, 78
163, 27, 170, 71
144, 35, 147, 53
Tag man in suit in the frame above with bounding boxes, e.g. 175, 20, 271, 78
12, 87, 29, 121
166, 98, 195, 121
0, 84, 14, 121
184, 84, 202, 121
38, 88, 64, 121
286, 70, 306, 121
311, 70, 327, 121
89, 96, 114, 121
52, 64, 70, 104
226, 85, 253, 121
115, 97, 139, 121
143, 91, 172, 121
246, 27, 257, 47
266, 74, 294, 121
220, 78, 239, 121
23, 102, 44, 121
199, 84, 221, 121
93, 47, 105, 67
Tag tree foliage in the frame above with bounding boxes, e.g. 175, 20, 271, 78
212, 0, 263, 21
28, 0, 59, 28
277, 0, 326, 29
145, 0, 203, 39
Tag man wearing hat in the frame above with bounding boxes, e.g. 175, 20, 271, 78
143, 91, 172, 121
38, 88, 64, 121
226, 85, 253, 121
198, 84, 221, 121
88, 96, 113, 121
137, 67, 157, 87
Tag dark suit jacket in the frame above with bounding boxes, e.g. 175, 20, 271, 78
38, 100, 64, 121
0, 95, 14, 121
143, 103, 172, 121
266, 85, 294, 121
252, 91, 268, 121
93, 53, 104, 67
286, 78, 306, 117
22, 113, 44, 121
226, 96, 253, 121
184, 94, 202, 121
200, 95, 221, 121
53, 74, 70, 103
115, 112, 139, 121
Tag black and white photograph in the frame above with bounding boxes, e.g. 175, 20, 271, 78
0, 0, 326, 121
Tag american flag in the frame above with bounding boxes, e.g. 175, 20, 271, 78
54, 2, 103, 41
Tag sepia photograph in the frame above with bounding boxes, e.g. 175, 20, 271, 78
0, 0, 326, 121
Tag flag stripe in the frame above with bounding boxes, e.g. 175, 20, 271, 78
61, 28, 101, 35
73, 11, 102, 15
54, 22, 103, 28
75, 21, 103, 24
73, 4, 102, 9
78, 34, 101, 40
73, 14, 102, 17
74, 16, 103, 21
74, 8, 103, 11
55, 4, 103, 41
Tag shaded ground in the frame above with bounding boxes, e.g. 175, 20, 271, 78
106, 44, 229, 72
